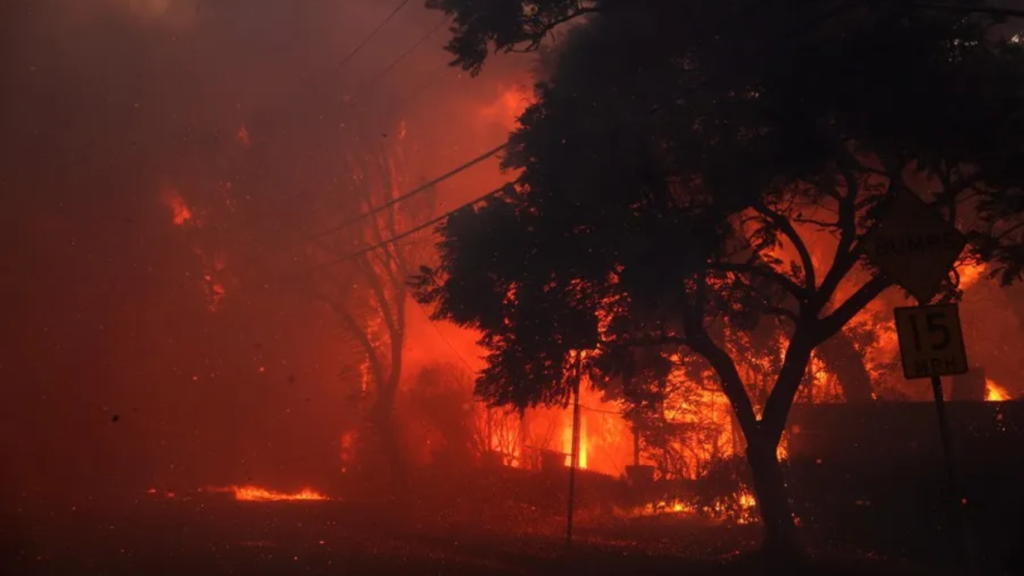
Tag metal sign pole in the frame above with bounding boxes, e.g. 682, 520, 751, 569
928, 373, 957, 496
566, 352, 582, 547
862, 191, 975, 570
919, 302, 975, 573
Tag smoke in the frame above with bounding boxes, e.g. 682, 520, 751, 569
0, 0, 532, 511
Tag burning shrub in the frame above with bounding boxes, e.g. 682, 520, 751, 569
688, 455, 758, 524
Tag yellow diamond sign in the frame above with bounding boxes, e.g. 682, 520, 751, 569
860, 191, 967, 303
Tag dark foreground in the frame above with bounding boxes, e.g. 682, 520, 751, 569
1, 498, 990, 576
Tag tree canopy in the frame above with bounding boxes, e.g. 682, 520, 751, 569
419, 0, 1024, 403
415, 0, 1024, 553
427, 0, 1024, 76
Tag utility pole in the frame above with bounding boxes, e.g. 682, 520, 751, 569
566, 351, 582, 547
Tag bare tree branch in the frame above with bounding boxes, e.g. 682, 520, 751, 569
710, 261, 809, 303
338, 304, 386, 391
815, 148, 863, 308
688, 333, 760, 438
817, 274, 893, 339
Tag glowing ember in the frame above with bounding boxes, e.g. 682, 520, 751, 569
145, 487, 176, 498
229, 485, 327, 502
193, 247, 228, 311
985, 379, 1012, 402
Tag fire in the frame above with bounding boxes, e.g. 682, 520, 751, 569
339, 430, 357, 473
957, 259, 986, 291
236, 123, 250, 148
561, 414, 588, 469
479, 83, 535, 132
626, 489, 759, 523
985, 379, 1012, 402
155, 84, 1013, 529
228, 485, 327, 502
160, 186, 192, 225
146, 486, 328, 502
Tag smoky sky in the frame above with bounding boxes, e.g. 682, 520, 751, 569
0, 0, 531, 510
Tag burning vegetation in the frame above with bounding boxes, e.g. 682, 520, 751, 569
146, 486, 327, 502
10, 1, 1024, 575
148, 73, 1023, 530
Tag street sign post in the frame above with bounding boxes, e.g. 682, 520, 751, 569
893, 303, 969, 380
861, 191, 975, 570
860, 190, 968, 304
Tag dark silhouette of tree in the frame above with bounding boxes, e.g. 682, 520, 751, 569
416, 0, 1024, 558
427, 0, 1024, 76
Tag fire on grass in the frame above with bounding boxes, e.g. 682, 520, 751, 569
146, 486, 329, 502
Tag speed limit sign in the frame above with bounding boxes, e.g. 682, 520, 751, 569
893, 303, 969, 380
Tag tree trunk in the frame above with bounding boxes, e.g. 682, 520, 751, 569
746, 433, 803, 561
372, 378, 406, 492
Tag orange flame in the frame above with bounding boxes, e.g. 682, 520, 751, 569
562, 413, 588, 469
985, 379, 1012, 402
160, 186, 192, 226
479, 84, 535, 132
229, 485, 327, 502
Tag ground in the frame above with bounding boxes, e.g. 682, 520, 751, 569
1, 498, 986, 576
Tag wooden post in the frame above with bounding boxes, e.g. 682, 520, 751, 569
566, 352, 582, 547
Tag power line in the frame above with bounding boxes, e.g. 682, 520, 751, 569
300, 143, 507, 244
93, 179, 515, 318
169, 14, 466, 266
295, 183, 513, 278
412, 300, 478, 374
98, 8, 463, 259
222, 142, 508, 274
134, 0, 852, 270
367, 16, 450, 86
327, 0, 414, 76
18, 143, 511, 321
391, 62, 453, 112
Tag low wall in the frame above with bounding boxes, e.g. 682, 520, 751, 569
786, 400, 1024, 570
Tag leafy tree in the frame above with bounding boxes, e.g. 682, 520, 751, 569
417, 0, 1024, 557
